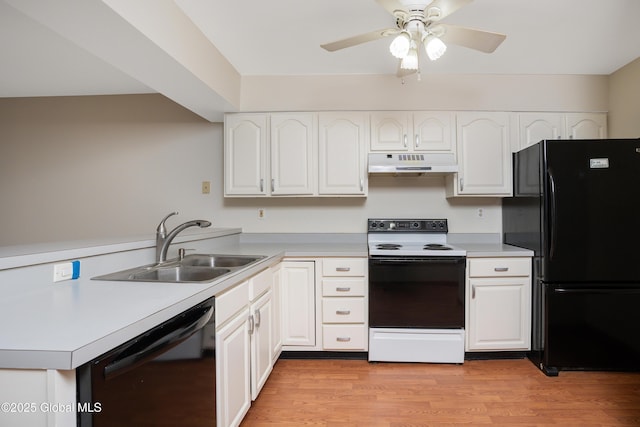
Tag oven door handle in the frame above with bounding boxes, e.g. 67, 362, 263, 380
103, 303, 213, 380
370, 257, 465, 265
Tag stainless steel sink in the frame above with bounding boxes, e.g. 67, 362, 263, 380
92, 254, 266, 283
179, 254, 265, 268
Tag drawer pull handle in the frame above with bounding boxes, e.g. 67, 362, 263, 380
336, 267, 351, 272
336, 287, 351, 292
336, 337, 351, 342
336, 310, 351, 315
494, 267, 509, 272
472, 285, 476, 299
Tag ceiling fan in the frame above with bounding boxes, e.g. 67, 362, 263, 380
320, 0, 506, 78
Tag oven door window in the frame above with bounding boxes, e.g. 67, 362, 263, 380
369, 257, 465, 329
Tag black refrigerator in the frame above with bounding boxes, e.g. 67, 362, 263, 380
503, 138, 640, 376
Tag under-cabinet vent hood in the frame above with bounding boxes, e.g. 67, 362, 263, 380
368, 153, 458, 174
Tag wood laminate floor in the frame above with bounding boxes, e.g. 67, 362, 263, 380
241, 358, 640, 426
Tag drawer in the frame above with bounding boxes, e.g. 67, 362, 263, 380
322, 258, 366, 277
322, 297, 365, 323
322, 278, 366, 297
249, 267, 271, 301
468, 258, 531, 278
322, 324, 367, 350
215, 280, 249, 327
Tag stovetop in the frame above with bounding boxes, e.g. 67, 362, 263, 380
367, 219, 467, 257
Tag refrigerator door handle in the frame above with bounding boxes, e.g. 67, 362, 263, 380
548, 168, 557, 260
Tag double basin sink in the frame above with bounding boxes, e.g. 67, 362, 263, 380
92, 254, 266, 283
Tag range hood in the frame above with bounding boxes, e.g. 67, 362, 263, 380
368, 153, 458, 174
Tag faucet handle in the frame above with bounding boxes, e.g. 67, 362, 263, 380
157, 211, 178, 234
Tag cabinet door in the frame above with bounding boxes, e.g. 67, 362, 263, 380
270, 113, 316, 195
318, 112, 368, 195
270, 264, 282, 361
280, 261, 316, 347
413, 111, 455, 152
250, 291, 273, 400
224, 114, 268, 196
370, 111, 411, 151
467, 277, 531, 351
565, 113, 607, 139
454, 112, 511, 196
216, 308, 251, 427
518, 113, 563, 149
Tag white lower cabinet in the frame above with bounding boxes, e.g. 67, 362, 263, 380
280, 260, 317, 348
466, 257, 532, 351
215, 267, 275, 427
321, 258, 368, 351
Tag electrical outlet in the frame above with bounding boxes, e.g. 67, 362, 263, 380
478, 208, 484, 218
258, 208, 266, 220
53, 261, 80, 282
201, 181, 211, 194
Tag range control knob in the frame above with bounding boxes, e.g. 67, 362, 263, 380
411, 222, 420, 229
389, 222, 396, 230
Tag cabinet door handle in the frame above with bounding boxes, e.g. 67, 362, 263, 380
472, 285, 476, 299
336, 267, 351, 272
494, 267, 509, 272
336, 287, 351, 292
254, 310, 261, 328
336, 337, 351, 342
360, 179, 364, 192
248, 315, 255, 335
336, 310, 351, 315
271, 178, 275, 192
415, 134, 420, 148
460, 177, 464, 191
403, 134, 408, 148
259, 178, 264, 193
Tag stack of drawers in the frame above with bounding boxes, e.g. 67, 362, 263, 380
321, 258, 368, 351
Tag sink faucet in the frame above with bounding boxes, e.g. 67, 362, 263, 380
155, 212, 212, 263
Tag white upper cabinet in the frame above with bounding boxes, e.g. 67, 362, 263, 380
224, 114, 268, 196
565, 113, 607, 140
370, 111, 454, 153
225, 112, 367, 197
517, 113, 564, 150
318, 112, 368, 196
447, 112, 511, 197
515, 112, 608, 151
270, 113, 316, 196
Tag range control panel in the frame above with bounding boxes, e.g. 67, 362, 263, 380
367, 219, 448, 233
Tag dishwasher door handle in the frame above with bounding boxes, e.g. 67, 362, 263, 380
104, 302, 213, 380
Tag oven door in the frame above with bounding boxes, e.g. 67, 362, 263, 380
369, 256, 466, 329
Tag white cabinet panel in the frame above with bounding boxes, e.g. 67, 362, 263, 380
280, 261, 316, 347
270, 113, 316, 195
318, 112, 368, 195
518, 113, 563, 149
449, 112, 511, 196
565, 113, 607, 139
224, 114, 268, 196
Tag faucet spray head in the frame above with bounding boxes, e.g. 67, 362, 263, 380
197, 220, 212, 228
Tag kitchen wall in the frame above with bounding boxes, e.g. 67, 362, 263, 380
1, 73, 610, 246
0, 94, 218, 246
608, 57, 640, 138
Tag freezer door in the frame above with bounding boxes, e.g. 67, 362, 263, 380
544, 285, 640, 372
542, 139, 640, 282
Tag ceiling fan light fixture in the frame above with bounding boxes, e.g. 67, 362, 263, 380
400, 41, 419, 70
425, 36, 447, 61
389, 32, 411, 59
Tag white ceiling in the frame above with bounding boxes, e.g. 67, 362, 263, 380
1, 0, 640, 98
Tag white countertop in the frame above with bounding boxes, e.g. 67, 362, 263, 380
0, 233, 529, 371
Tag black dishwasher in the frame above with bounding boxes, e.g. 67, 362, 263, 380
77, 297, 216, 427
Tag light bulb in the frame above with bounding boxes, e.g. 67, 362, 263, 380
425, 36, 446, 61
400, 42, 419, 70
389, 32, 411, 59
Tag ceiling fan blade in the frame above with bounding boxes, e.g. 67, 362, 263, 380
376, 0, 409, 19
425, 0, 473, 21
321, 28, 398, 52
437, 24, 506, 53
